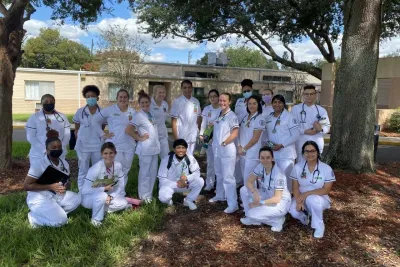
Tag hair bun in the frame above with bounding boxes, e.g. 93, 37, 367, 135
138, 89, 146, 95
46, 129, 59, 139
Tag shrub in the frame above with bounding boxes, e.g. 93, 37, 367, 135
387, 108, 400, 133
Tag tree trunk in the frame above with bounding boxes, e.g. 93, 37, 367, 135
325, 0, 382, 173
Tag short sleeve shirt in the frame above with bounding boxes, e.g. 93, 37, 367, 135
157, 154, 200, 185
239, 113, 265, 159
130, 110, 160, 155
150, 98, 169, 138
212, 109, 239, 157
73, 106, 104, 152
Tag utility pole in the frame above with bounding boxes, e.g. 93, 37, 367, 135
188, 50, 192, 64
91, 39, 94, 58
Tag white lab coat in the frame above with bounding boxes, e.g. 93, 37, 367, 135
81, 160, 129, 222
73, 105, 104, 191
170, 95, 201, 156
200, 104, 221, 188
158, 153, 204, 203
26, 156, 81, 227
289, 160, 335, 230
212, 109, 239, 209
238, 112, 265, 184
240, 164, 291, 227
261, 105, 274, 146
150, 98, 170, 159
291, 103, 331, 160
131, 110, 161, 200
26, 109, 71, 165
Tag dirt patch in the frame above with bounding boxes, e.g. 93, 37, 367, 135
128, 162, 400, 267
380, 131, 400, 138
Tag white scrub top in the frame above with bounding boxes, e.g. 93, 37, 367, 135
130, 110, 161, 156
265, 109, 300, 160
234, 97, 248, 120
150, 98, 169, 139
200, 104, 221, 136
170, 95, 201, 143
81, 159, 126, 198
291, 103, 331, 136
290, 160, 336, 202
212, 109, 239, 157
252, 163, 291, 206
73, 105, 104, 152
238, 112, 265, 159
27, 156, 70, 198
261, 105, 274, 143
26, 109, 71, 158
93, 104, 136, 152
157, 154, 200, 187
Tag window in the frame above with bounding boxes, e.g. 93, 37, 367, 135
184, 71, 218, 79
25, 81, 55, 100
262, 75, 291, 83
253, 89, 260, 96
277, 90, 294, 103
108, 83, 133, 100
194, 87, 205, 96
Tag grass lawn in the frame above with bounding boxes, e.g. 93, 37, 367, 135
1, 143, 167, 267
13, 114, 75, 123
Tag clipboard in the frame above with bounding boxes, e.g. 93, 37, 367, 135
37, 165, 70, 185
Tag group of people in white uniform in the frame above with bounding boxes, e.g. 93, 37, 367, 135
23, 78, 335, 238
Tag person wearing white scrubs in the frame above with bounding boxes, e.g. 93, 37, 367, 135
73, 85, 104, 191
238, 95, 265, 185
199, 89, 221, 191
170, 80, 202, 156
240, 147, 291, 232
261, 88, 274, 146
158, 139, 204, 210
264, 95, 300, 192
289, 141, 336, 238
291, 85, 331, 161
126, 90, 161, 204
210, 93, 240, 214
26, 94, 71, 166
92, 89, 136, 185
23, 130, 81, 228
81, 142, 131, 227
150, 85, 170, 159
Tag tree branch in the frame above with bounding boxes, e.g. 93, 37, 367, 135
0, 2, 8, 16
283, 43, 295, 62
23, 3, 36, 22
314, 31, 335, 62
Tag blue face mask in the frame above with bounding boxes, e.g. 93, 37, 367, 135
243, 91, 252, 99
86, 97, 97, 107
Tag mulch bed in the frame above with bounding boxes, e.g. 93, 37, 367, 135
380, 131, 400, 138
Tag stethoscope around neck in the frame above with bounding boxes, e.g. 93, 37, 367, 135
81, 105, 100, 127
257, 165, 274, 191
43, 109, 64, 131
300, 103, 321, 123
301, 160, 321, 184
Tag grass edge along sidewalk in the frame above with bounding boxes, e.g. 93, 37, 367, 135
1, 144, 167, 267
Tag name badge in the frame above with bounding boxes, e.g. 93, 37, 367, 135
208, 111, 211, 117
193, 104, 198, 113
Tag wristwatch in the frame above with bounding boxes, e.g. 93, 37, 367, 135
222, 142, 227, 146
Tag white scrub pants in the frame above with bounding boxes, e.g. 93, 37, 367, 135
240, 186, 289, 227
138, 154, 159, 200
289, 195, 330, 230
27, 191, 81, 227
77, 151, 102, 191
115, 150, 135, 186
275, 158, 295, 192
214, 153, 238, 208
82, 192, 129, 222
234, 140, 243, 186
296, 136, 324, 161
205, 144, 216, 188
239, 156, 259, 185
186, 142, 195, 156
159, 137, 170, 159
159, 175, 204, 203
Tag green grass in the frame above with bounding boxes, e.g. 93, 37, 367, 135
2, 145, 167, 266
13, 114, 74, 123
12, 141, 78, 160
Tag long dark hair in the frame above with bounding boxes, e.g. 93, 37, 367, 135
246, 95, 262, 115
272, 94, 288, 110
302, 140, 321, 160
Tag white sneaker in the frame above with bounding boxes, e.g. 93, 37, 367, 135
204, 184, 214, 191
183, 198, 197, 210
240, 217, 261, 226
224, 205, 239, 214
167, 199, 173, 206
313, 225, 325, 238
143, 198, 153, 204
271, 216, 286, 232
28, 212, 39, 229
91, 219, 102, 227
208, 196, 226, 203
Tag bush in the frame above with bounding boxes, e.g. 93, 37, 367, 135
387, 108, 400, 133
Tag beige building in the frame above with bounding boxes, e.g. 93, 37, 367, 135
13, 62, 320, 114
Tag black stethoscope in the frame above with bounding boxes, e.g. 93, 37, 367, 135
82, 105, 100, 127
215, 110, 231, 124
145, 111, 156, 125
271, 111, 283, 133
47, 155, 68, 174
241, 112, 260, 128
257, 165, 274, 191
43, 110, 64, 131
300, 103, 321, 123
301, 160, 321, 184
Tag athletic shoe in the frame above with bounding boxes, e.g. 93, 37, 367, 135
224, 205, 239, 214
271, 216, 286, 232
313, 225, 325, 238
91, 219, 102, 227
240, 217, 261, 226
203, 184, 214, 191
183, 198, 197, 210
168, 199, 173, 206
301, 211, 310, 226
208, 196, 226, 203
143, 198, 153, 204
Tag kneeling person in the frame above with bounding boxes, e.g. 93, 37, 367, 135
81, 142, 131, 227
158, 139, 204, 210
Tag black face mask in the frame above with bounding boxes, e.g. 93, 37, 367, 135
43, 103, 55, 112
49, 149, 63, 158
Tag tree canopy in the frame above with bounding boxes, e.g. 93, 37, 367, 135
134, 0, 400, 79
196, 46, 279, 69
21, 28, 91, 70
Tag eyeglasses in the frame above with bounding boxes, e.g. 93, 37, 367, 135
304, 149, 317, 154
303, 93, 316, 96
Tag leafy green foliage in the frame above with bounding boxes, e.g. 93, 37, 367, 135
388, 108, 400, 133
21, 28, 91, 70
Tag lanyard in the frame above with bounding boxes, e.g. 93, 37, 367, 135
105, 162, 114, 178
